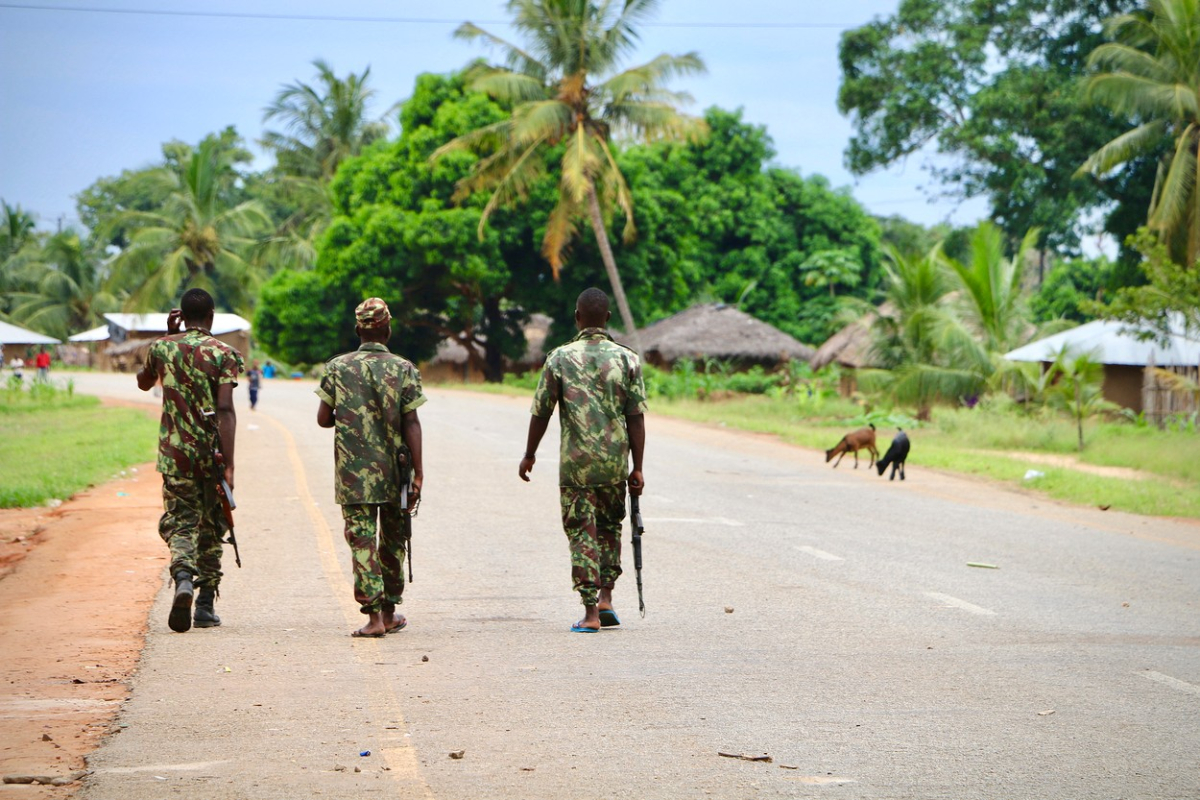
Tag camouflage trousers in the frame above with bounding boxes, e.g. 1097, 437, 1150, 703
341, 503, 406, 615
159, 475, 224, 589
559, 483, 626, 606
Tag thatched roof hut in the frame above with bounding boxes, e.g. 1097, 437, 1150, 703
628, 304, 814, 369
810, 303, 893, 370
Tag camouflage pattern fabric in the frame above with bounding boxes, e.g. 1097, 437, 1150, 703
531, 328, 648, 487
315, 343, 426, 505
159, 475, 226, 589
560, 483, 626, 606
144, 328, 244, 478
342, 503, 406, 614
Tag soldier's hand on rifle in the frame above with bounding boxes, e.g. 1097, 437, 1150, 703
224, 464, 235, 491
519, 454, 535, 482
409, 471, 422, 508
628, 469, 644, 497
166, 308, 184, 334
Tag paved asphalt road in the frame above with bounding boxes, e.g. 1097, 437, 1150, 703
64, 372, 1199, 799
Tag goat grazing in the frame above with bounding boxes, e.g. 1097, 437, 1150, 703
825, 424, 878, 469
876, 429, 910, 481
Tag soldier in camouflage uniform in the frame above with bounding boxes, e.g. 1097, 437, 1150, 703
136, 288, 243, 633
316, 298, 426, 638
519, 288, 647, 633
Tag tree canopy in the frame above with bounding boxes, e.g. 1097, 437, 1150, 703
838, 0, 1150, 253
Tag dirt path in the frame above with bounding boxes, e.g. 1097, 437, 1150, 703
0, 468, 162, 795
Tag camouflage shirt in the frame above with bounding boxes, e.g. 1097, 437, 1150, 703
315, 342, 427, 505
531, 327, 648, 487
145, 328, 244, 479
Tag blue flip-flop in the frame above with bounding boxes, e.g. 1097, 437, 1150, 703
598, 609, 621, 628
570, 623, 600, 633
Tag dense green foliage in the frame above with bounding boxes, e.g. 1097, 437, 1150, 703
1078, 0, 1200, 265
838, 0, 1153, 254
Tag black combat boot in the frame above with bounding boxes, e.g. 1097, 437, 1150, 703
168, 570, 193, 633
194, 586, 221, 628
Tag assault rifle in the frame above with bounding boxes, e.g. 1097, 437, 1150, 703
396, 445, 415, 582
630, 494, 646, 617
204, 410, 242, 568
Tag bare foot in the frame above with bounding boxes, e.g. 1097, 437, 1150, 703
384, 611, 407, 633
351, 611, 387, 637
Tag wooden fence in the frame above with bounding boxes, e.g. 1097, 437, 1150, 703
1143, 353, 1199, 427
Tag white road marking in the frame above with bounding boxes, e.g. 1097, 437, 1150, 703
924, 592, 997, 616
1140, 671, 1200, 697
645, 516, 745, 527
796, 545, 843, 561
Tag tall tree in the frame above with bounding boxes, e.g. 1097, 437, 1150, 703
257, 71, 544, 374
106, 135, 270, 312
261, 59, 394, 182
6, 230, 117, 340
1077, 0, 1200, 265
435, 0, 707, 351
838, 0, 1144, 253
943, 222, 1038, 353
864, 245, 989, 420
1, 200, 37, 262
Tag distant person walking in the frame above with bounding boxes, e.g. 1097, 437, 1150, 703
136, 288, 243, 633
10, 357, 24, 384
35, 349, 51, 382
247, 361, 261, 410
519, 288, 647, 633
316, 298, 426, 638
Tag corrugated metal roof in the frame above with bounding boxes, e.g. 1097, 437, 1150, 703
103, 313, 251, 336
0, 320, 61, 345
68, 325, 110, 342
1004, 315, 1200, 367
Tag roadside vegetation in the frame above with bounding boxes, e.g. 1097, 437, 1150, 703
0, 381, 157, 508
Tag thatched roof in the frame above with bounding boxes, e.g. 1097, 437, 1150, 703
628, 304, 814, 366
810, 303, 892, 370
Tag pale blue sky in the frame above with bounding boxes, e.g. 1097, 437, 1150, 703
0, 0, 988, 233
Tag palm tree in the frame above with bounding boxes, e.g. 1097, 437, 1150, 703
942, 222, 1038, 354
6, 231, 117, 340
1, 200, 37, 261
435, 0, 707, 351
1077, 0, 1200, 264
107, 139, 270, 312
862, 246, 989, 420
262, 59, 394, 183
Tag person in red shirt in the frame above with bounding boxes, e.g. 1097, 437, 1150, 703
35, 350, 51, 382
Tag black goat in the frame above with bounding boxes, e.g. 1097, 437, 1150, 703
876, 430, 910, 481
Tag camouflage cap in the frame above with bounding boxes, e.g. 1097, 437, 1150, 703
355, 297, 391, 329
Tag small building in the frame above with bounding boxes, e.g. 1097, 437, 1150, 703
62, 325, 111, 368
1003, 315, 1200, 413
0, 320, 61, 364
810, 304, 893, 396
627, 304, 814, 370
100, 313, 252, 372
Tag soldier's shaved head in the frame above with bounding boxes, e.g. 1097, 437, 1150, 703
575, 288, 610, 328
180, 288, 215, 325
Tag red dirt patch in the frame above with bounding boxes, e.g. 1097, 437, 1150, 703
0, 467, 162, 795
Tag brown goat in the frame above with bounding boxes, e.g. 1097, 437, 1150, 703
825, 424, 878, 469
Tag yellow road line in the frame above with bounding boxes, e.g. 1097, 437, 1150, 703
262, 413, 433, 798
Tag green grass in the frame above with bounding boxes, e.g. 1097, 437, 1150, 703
654, 394, 1200, 519
0, 383, 158, 508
